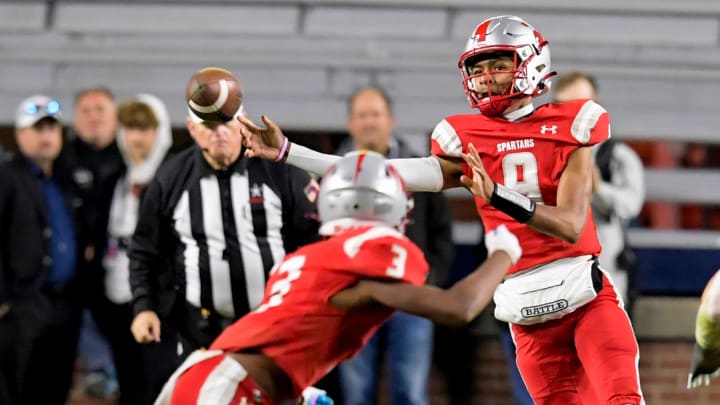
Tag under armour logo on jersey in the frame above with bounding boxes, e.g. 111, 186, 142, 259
540, 125, 558, 134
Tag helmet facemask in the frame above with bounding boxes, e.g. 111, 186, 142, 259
461, 51, 521, 116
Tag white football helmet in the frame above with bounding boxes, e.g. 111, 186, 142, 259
318, 151, 411, 236
458, 15, 556, 116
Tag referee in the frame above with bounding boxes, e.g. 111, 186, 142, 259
129, 78, 319, 404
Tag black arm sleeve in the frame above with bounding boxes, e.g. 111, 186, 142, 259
281, 165, 320, 252
424, 191, 455, 287
129, 178, 167, 315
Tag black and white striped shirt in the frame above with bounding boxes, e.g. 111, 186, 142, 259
129, 146, 319, 319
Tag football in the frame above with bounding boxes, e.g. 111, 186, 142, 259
185, 67, 243, 122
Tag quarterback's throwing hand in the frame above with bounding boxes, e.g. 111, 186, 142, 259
238, 115, 286, 161
460, 143, 494, 200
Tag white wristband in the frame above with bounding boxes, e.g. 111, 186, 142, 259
286, 143, 341, 176
485, 225, 522, 265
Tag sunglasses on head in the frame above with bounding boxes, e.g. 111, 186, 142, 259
24, 100, 61, 116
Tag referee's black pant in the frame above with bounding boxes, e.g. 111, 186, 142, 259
91, 296, 146, 405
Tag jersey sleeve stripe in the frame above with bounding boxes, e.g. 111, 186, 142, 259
431, 119, 463, 157
571, 100, 607, 144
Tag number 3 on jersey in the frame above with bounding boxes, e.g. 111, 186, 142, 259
501, 152, 544, 204
386, 244, 407, 278
343, 227, 408, 279
255, 255, 305, 313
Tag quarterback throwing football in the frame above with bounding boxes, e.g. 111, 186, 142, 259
237, 15, 644, 405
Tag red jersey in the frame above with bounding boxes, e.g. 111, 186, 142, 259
210, 226, 428, 396
431, 99, 609, 274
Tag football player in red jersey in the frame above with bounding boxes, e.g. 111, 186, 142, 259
154, 151, 522, 405
235, 14, 643, 405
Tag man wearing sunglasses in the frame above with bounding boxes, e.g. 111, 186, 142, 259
128, 76, 320, 404
0, 95, 87, 404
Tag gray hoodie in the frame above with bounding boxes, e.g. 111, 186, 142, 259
104, 94, 172, 304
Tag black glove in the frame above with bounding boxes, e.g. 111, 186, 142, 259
687, 344, 720, 389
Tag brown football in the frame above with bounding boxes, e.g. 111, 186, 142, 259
185, 67, 243, 122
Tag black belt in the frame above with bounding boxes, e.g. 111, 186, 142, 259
180, 302, 235, 348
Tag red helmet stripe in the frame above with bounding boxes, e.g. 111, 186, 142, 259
475, 20, 492, 42
387, 164, 407, 192
353, 152, 367, 183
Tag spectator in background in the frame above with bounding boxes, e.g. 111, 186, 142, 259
129, 68, 320, 404
0, 96, 86, 404
94, 94, 173, 405
68, 87, 125, 266
554, 71, 645, 308
65, 87, 125, 398
335, 86, 455, 405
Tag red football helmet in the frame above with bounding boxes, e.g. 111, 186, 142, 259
458, 15, 556, 116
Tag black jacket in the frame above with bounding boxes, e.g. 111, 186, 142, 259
0, 154, 86, 309
129, 146, 320, 317
335, 137, 455, 286
60, 137, 125, 298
